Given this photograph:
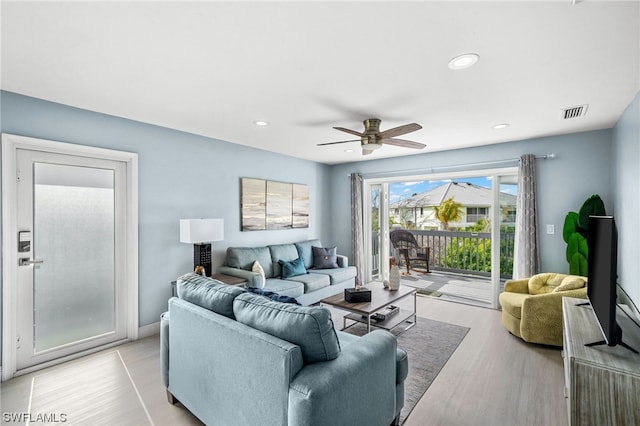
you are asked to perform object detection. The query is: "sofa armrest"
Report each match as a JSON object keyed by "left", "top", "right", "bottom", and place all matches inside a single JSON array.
[
  {"left": 288, "top": 330, "right": 399, "bottom": 426},
  {"left": 520, "top": 287, "right": 588, "bottom": 345},
  {"left": 503, "top": 278, "right": 529, "bottom": 294},
  {"left": 217, "top": 266, "right": 261, "bottom": 287},
  {"left": 336, "top": 255, "right": 348, "bottom": 268},
  {"left": 160, "top": 310, "right": 170, "bottom": 387},
  {"left": 396, "top": 348, "right": 408, "bottom": 385}
]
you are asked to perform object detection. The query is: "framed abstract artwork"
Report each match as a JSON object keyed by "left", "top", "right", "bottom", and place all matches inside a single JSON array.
[
  {"left": 292, "top": 183, "right": 309, "bottom": 228},
  {"left": 241, "top": 178, "right": 309, "bottom": 231},
  {"left": 241, "top": 178, "right": 267, "bottom": 231}
]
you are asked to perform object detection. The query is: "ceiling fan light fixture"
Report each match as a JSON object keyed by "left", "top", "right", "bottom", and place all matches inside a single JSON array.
[{"left": 448, "top": 53, "right": 480, "bottom": 70}]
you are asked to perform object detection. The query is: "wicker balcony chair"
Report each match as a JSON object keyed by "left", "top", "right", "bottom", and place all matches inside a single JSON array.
[{"left": 390, "top": 229, "right": 430, "bottom": 274}]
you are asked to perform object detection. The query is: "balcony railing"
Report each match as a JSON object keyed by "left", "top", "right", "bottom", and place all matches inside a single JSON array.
[{"left": 372, "top": 229, "right": 515, "bottom": 279}]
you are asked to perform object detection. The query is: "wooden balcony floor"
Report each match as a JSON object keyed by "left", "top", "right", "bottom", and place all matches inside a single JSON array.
[{"left": 399, "top": 270, "right": 503, "bottom": 308}]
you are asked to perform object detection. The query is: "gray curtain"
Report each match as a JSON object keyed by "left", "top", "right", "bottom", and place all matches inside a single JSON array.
[
  {"left": 351, "top": 173, "right": 365, "bottom": 287},
  {"left": 513, "top": 154, "right": 540, "bottom": 279}
]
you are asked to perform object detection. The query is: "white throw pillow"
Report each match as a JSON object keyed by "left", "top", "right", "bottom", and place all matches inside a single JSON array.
[{"left": 252, "top": 260, "right": 266, "bottom": 289}]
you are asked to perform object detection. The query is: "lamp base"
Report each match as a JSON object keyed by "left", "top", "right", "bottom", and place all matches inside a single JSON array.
[{"left": 193, "top": 243, "right": 212, "bottom": 277}]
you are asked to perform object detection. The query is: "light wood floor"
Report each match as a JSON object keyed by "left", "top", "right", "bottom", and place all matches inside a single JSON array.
[
  {"left": 405, "top": 296, "right": 568, "bottom": 426},
  {"left": 0, "top": 296, "right": 568, "bottom": 426}
]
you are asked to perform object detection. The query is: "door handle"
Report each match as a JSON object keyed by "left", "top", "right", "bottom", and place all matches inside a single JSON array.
[{"left": 19, "top": 258, "right": 44, "bottom": 266}]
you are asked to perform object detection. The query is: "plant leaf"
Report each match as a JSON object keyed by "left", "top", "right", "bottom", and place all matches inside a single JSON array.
[
  {"left": 578, "top": 194, "right": 606, "bottom": 231},
  {"left": 563, "top": 212, "right": 579, "bottom": 243}
]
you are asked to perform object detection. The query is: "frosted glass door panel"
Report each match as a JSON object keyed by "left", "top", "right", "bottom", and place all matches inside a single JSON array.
[{"left": 33, "top": 163, "right": 115, "bottom": 353}]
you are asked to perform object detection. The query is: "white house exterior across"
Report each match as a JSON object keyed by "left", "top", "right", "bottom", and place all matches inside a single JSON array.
[{"left": 390, "top": 181, "right": 517, "bottom": 230}]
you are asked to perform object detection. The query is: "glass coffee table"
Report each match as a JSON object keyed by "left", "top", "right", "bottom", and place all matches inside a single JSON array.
[{"left": 321, "top": 283, "right": 417, "bottom": 334}]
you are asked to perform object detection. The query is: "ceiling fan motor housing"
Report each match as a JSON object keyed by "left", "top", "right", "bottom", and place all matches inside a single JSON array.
[{"left": 363, "top": 118, "right": 382, "bottom": 134}]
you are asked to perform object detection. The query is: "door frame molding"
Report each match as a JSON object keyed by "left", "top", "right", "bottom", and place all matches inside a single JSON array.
[{"left": 2, "top": 133, "right": 139, "bottom": 380}]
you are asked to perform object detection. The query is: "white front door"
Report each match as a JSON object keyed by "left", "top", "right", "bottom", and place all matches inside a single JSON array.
[
  {"left": 14, "top": 148, "right": 128, "bottom": 370},
  {"left": 2, "top": 134, "right": 138, "bottom": 378}
]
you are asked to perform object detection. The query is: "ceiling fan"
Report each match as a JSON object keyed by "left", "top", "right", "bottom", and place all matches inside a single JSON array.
[{"left": 317, "top": 118, "right": 425, "bottom": 155}]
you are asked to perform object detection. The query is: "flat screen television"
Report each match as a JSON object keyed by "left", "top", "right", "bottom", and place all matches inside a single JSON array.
[{"left": 585, "top": 215, "right": 637, "bottom": 353}]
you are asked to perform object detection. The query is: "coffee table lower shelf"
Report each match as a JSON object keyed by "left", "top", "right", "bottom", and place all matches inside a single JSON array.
[{"left": 343, "top": 309, "right": 416, "bottom": 334}]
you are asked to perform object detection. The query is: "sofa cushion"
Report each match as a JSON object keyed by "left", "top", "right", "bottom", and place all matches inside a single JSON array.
[
  {"left": 176, "top": 273, "right": 246, "bottom": 319},
  {"left": 226, "top": 246, "right": 274, "bottom": 278},
  {"left": 308, "top": 266, "right": 357, "bottom": 285},
  {"left": 233, "top": 292, "right": 340, "bottom": 364},
  {"left": 312, "top": 246, "right": 339, "bottom": 269},
  {"left": 335, "top": 330, "right": 360, "bottom": 348},
  {"left": 286, "top": 273, "right": 330, "bottom": 293},
  {"left": 264, "top": 278, "right": 305, "bottom": 299},
  {"left": 528, "top": 273, "right": 567, "bottom": 295},
  {"left": 295, "top": 239, "right": 322, "bottom": 269},
  {"left": 553, "top": 275, "right": 587, "bottom": 293},
  {"left": 269, "top": 243, "right": 300, "bottom": 277},
  {"left": 279, "top": 257, "right": 307, "bottom": 279}
]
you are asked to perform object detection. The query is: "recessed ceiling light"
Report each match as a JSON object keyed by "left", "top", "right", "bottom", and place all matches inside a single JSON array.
[
  {"left": 345, "top": 149, "right": 354, "bottom": 153},
  {"left": 493, "top": 123, "right": 510, "bottom": 129},
  {"left": 253, "top": 120, "right": 269, "bottom": 126},
  {"left": 448, "top": 53, "right": 480, "bottom": 70}
]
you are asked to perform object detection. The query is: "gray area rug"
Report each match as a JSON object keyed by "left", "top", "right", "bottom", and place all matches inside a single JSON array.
[{"left": 344, "top": 317, "right": 469, "bottom": 424}]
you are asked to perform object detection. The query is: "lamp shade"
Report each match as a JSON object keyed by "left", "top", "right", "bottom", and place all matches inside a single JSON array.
[{"left": 180, "top": 218, "right": 224, "bottom": 243}]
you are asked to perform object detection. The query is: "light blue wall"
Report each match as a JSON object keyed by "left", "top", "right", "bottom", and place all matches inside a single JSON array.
[
  {"left": 0, "top": 91, "right": 333, "bottom": 337},
  {"left": 612, "top": 91, "right": 640, "bottom": 308},
  {"left": 1, "top": 89, "right": 638, "bottom": 365},
  {"left": 328, "top": 129, "right": 613, "bottom": 278}
]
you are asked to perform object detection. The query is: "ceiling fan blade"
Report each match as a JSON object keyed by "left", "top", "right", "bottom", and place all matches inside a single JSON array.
[
  {"left": 333, "top": 126, "right": 364, "bottom": 137},
  {"left": 382, "top": 138, "right": 426, "bottom": 149},
  {"left": 378, "top": 123, "right": 422, "bottom": 138},
  {"left": 317, "top": 139, "right": 360, "bottom": 146}
]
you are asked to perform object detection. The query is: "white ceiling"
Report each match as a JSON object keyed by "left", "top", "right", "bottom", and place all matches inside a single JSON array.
[{"left": 2, "top": 1, "right": 639, "bottom": 165}]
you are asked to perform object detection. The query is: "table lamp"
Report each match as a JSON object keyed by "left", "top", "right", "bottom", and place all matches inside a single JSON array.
[{"left": 180, "top": 218, "right": 224, "bottom": 277}]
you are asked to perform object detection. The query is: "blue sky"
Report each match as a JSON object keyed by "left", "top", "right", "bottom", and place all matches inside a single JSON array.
[{"left": 389, "top": 176, "right": 517, "bottom": 204}]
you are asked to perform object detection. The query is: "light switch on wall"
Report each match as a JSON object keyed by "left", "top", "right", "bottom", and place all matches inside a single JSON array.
[{"left": 547, "top": 224, "right": 555, "bottom": 235}]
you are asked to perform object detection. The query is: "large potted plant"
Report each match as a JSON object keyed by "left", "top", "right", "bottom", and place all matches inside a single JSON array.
[{"left": 562, "top": 194, "right": 606, "bottom": 276}]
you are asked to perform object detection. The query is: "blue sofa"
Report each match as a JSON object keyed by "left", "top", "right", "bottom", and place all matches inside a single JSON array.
[
  {"left": 218, "top": 239, "right": 357, "bottom": 306},
  {"left": 161, "top": 273, "right": 408, "bottom": 426}
]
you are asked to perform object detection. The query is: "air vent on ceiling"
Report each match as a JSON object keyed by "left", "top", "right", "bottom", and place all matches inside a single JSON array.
[{"left": 561, "top": 104, "right": 589, "bottom": 120}]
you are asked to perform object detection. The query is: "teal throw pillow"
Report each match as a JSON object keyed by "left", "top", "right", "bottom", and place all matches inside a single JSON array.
[{"left": 279, "top": 257, "right": 307, "bottom": 279}]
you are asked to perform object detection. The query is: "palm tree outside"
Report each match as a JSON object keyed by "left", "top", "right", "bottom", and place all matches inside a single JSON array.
[{"left": 434, "top": 197, "right": 463, "bottom": 230}]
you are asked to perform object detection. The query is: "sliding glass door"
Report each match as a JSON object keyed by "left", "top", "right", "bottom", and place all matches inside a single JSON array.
[
  {"left": 364, "top": 168, "right": 517, "bottom": 308},
  {"left": 370, "top": 184, "right": 382, "bottom": 280}
]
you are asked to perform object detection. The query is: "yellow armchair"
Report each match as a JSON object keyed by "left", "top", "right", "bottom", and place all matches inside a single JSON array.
[{"left": 499, "top": 273, "right": 588, "bottom": 347}]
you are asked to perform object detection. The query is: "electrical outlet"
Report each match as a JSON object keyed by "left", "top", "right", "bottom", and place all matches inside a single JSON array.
[{"left": 547, "top": 224, "right": 555, "bottom": 235}]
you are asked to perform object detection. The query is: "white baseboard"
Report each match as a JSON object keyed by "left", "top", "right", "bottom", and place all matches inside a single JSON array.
[{"left": 138, "top": 321, "right": 160, "bottom": 338}]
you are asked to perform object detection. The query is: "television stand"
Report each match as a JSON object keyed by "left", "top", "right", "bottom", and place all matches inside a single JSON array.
[
  {"left": 562, "top": 298, "right": 640, "bottom": 425},
  {"left": 575, "top": 302, "right": 639, "bottom": 353},
  {"left": 585, "top": 324, "right": 639, "bottom": 354}
]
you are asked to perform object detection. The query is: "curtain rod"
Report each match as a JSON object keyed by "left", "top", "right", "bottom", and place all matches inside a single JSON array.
[{"left": 350, "top": 153, "right": 556, "bottom": 179}]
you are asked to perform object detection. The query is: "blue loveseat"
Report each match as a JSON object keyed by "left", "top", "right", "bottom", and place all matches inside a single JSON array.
[
  {"left": 161, "top": 273, "right": 408, "bottom": 426},
  {"left": 218, "top": 239, "right": 357, "bottom": 306}
]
